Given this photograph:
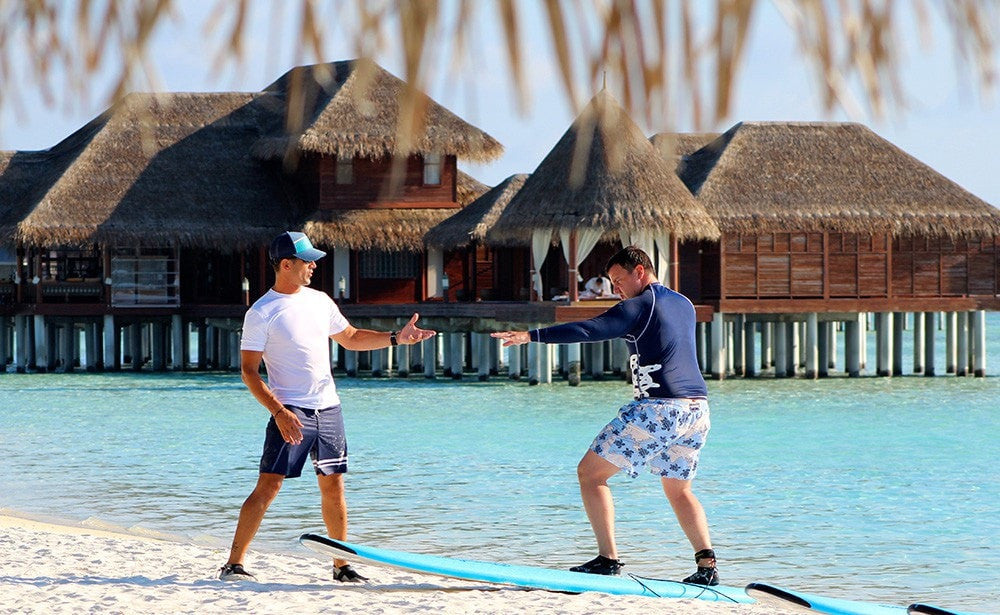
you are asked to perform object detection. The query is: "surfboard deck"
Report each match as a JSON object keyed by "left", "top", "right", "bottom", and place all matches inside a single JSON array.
[{"left": 299, "top": 533, "right": 754, "bottom": 603}]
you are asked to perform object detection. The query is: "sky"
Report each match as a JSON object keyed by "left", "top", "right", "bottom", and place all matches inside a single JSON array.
[{"left": 2, "top": 1, "right": 999, "bottom": 208}]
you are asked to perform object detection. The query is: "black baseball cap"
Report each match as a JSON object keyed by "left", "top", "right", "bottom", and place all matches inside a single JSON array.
[{"left": 269, "top": 231, "right": 327, "bottom": 262}]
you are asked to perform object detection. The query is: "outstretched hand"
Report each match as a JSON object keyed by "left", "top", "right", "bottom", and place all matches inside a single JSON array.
[
  {"left": 491, "top": 330, "right": 530, "bottom": 347},
  {"left": 398, "top": 313, "right": 436, "bottom": 345}
]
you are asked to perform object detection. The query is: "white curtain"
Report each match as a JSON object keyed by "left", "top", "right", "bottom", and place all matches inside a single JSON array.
[
  {"left": 531, "top": 228, "right": 551, "bottom": 300},
  {"left": 654, "top": 233, "right": 671, "bottom": 281},
  {"left": 559, "top": 227, "right": 604, "bottom": 281},
  {"left": 619, "top": 230, "right": 655, "bottom": 257}
]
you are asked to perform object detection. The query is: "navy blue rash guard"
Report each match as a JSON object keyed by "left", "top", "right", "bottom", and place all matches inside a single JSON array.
[{"left": 529, "top": 283, "right": 707, "bottom": 400}]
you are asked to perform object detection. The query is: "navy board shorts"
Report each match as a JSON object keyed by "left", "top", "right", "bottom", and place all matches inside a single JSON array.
[{"left": 259, "top": 405, "right": 348, "bottom": 478}]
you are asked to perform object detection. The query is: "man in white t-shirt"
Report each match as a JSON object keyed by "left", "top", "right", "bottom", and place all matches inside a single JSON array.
[{"left": 219, "top": 231, "right": 435, "bottom": 583}]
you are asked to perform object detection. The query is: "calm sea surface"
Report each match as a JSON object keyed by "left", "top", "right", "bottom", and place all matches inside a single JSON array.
[{"left": 1, "top": 314, "right": 998, "bottom": 610}]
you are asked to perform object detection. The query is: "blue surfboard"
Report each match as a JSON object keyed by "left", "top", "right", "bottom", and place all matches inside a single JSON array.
[
  {"left": 299, "top": 533, "right": 754, "bottom": 603},
  {"left": 746, "top": 582, "right": 907, "bottom": 614},
  {"left": 745, "top": 583, "right": 993, "bottom": 615},
  {"left": 906, "top": 603, "right": 995, "bottom": 615}
]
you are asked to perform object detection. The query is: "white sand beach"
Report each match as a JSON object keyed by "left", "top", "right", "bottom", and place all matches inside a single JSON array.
[{"left": 0, "top": 514, "right": 794, "bottom": 614}]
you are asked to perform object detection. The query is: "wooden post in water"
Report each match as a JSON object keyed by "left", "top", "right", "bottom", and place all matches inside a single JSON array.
[
  {"left": 527, "top": 341, "right": 539, "bottom": 385},
  {"left": 422, "top": 336, "right": 436, "bottom": 378},
  {"left": 923, "top": 312, "right": 936, "bottom": 377},
  {"left": 450, "top": 333, "right": 464, "bottom": 380},
  {"left": 732, "top": 316, "right": 745, "bottom": 377},
  {"left": 171, "top": 315, "right": 184, "bottom": 370},
  {"left": 589, "top": 342, "right": 605, "bottom": 380},
  {"left": 397, "top": 342, "right": 410, "bottom": 378},
  {"left": 152, "top": 321, "right": 167, "bottom": 371},
  {"left": 845, "top": 316, "right": 861, "bottom": 377},
  {"left": 912, "top": 312, "right": 924, "bottom": 374},
  {"left": 33, "top": 315, "right": 48, "bottom": 372},
  {"left": 15, "top": 315, "right": 28, "bottom": 372},
  {"left": 507, "top": 343, "right": 521, "bottom": 380},
  {"left": 945, "top": 312, "right": 957, "bottom": 374},
  {"left": 828, "top": 322, "right": 837, "bottom": 370},
  {"left": 344, "top": 349, "right": 358, "bottom": 377},
  {"left": 566, "top": 343, "right": 581, "bottom": 386},
  {"left": 540, "top": 342, "right": 554, "bottom": 384},
  {"left": 876, "top": 312, "right": 893, "bottom": 377},
  {"left": 972, "top": 310, "right": 986, "bottom": 377},
  {"left": 744, "top": 320, "right": 757, "bottom": 378},
  {"left": 612, "top": 338, "right": 628, "bottom": 376},
  {"left": 784, "top": 322, "right": 797, "bottom": 377},
  {"left": 818, "top": 321, "right": 829, "bottom": 377},
  {"left": 892, "top": 312, "right": 904, "bottom": 376},
  {"left": 696, "top": 322, "right": 707, "bottom": 373},
  {"left": 774, "top": 321, "right": 788, "bottom": 378},
  {"left": 760, "top": 322, "right": 772, "bottom": 370},
  {"left": 477, "top": 333, "right": 490, "bottom": 381},
  {"left": 955, "top": 312, "right": 968, "bottom": 376},
  {"left": 805, "top": 313, "right": 819, "bottom": 379},
  {"left": 710, "top": 312, "right": 725, "bottom": 380}
]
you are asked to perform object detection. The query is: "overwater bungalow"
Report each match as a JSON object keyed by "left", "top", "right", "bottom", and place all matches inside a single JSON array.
[
  {"left": 0, "top": 60, "right": 500, "bottom": 372},
  {"left": 487, "top": 90, "right": 720, "bottom": 305},
  {"left": 673, "top": 121, "right": 1000, "bottom": 378}
]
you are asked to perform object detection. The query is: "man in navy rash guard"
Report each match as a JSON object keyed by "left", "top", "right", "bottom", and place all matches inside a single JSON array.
[{"left": 492, "top": 246, "right": 719, "bottom": 586}]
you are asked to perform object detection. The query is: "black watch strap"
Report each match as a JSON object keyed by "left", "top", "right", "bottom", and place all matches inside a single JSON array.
[{"left": 389, "top": 330, "right": 398, "bottom": 346}]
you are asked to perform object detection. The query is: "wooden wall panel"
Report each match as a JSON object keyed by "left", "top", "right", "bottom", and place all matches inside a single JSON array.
[
  {"left": 892, "top": 252, "right": 913, "bottom": 296},
  {"left": 758, "top": 254, "right": 790, "bottom": 296},
  {"left": 858, "top": 254, "right": 887, "bottom": 296},
  {"left": 319, "top": 155, "right": 458, "bottom": 209},
  {"left": 790, "top": 254, "right": 824, "bottom": 296},
  {"left": 726, "top": 253, "right": 757, "bottom": 297},
  {"left": 828, "top": 254, "right": 858, "bottom": 297},
  {"left": 941, "top": 254, "right": 968, "bottom": 295},
  {"left": 913, "top": 254, "right": 941, "bottom": 295},
  {"left": 969, "top": 254, "right": 997, "bottom": 295}
]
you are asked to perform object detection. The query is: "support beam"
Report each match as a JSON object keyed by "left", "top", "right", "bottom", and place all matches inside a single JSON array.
[
  {"left": 743, "top": 320, "right": 757, "bottom": 378},
  {"left": 805, "top": 313, "right": 819, "bottom": 379},
  {"left": 892, "top": 312, "right": 904, "bottom": 376},
  {"left": 817, "top": 321, "right": 829, "bottom": 378},
  {"left": 566, "top": 343, "right": 581, "bottom": 386},
  {"left": 956, "top": 312, "right": 969, "bottom": 377},
  {"left": 945, "top": 312, "right": 957, "bottom": 374},
  {"left": 507, "top": 343, "right": 522, "bottom": 380},
  {"left": 423, "top": 336, "right": 437, "bottom": 379},
  {"left": 710, "top": 312, "right": 725, "bottom": 380},
  {"left": 845, "top": 316, "right": 862, "bottom": 377},
  {"left": 876, "top": 312, "right": 893, "bottom": 377},
  {"left": 923, "top": 312, "right": 936, "bottom": 377},
  {"left": 972, "top": 310, "right": 986, "bottom": 377},
  {"left": 774, "top": 321, "right": 788, "bottom": 379},
  {"left": 912, "top": 312, "right": 924, "bottom": 374}
]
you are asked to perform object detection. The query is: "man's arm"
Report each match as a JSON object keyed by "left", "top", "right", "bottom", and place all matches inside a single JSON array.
[
  {"left": 493, "top": 302, "right": 636, "bottom": 347},
  {"left": 240, "top": 349, "right": 303, "bottom": 445},
  {"left": 331, "top": 312, "right": 435, "bottom": 351}
]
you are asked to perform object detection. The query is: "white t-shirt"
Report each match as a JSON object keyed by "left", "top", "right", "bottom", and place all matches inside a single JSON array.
[{"left": 241, "top": 287, "right": 349, "bottom": 408}]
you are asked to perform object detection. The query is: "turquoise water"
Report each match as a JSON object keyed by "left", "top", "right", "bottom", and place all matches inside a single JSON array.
[{"left": 1, "top": 317, "right": 999, "bottom": 610}]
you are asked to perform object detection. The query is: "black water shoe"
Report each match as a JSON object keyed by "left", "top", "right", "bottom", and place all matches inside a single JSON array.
[
  {"left": 570, "top": 555, "right": 624, "bottom": 576},
  {"left": 333, "top": 564, "right": 368, "bottom": 582},
  {"left": 218, "top": 563, "right": 258, "bottom": 582},
  {"left": 682, "top": 566, "right": 719, "bottom": 586}
]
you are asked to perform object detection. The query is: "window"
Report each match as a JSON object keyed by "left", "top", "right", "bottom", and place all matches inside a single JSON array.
[
  {"left": 423, "top": 152, "right": 442, "bottom": 185},
  {"left": 39, "top": 248, "right": 101, "bottom": 281},
  {"left": 359, "top": 250, "right": 420, "bottom": 278},
  {"left": 111, "top": 245, "right": 180, "bottom": 306},
  {"left": 336, "top": 156, "right": 353, "bottom": 184}
]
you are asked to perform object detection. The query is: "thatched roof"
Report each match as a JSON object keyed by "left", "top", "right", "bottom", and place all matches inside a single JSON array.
[
  {"left": 425, "top": 174, "right": 529, "bottom": 249},
  {"left": 456, "top": 170, "right": 489, "bottom": 206},
  {"left": 252, "top": 60, "right": 503, "bottom": 163},
  {"left": 650, "top": 132, "right": 720, "bottom": 166},
  {"left": 303, "top": 208, "right": 460, "bottom": 252},
  {"left": 9, "top": 92, "right": 297, "bottom": 248},
  {"left": 678, "top": 121, "right": 1000, "bottom": 238},
  {"left": 488, "top": 90, "right": 720, "bottom": 244},
  {"left": 301, "top": 171, "right": 488, "bottom": 252}
]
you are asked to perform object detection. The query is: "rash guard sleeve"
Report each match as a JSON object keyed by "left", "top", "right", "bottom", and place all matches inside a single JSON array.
[{"left": 529, "top": 299, "right": 647, "bottom": 344}]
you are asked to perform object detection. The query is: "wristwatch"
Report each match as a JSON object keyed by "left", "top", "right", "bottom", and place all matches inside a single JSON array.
[{"left": 389, "top": 330, "right": 398, "bottom": 346}]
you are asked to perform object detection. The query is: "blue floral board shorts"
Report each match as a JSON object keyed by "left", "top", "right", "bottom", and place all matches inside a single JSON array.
[
  {"left": 590, "top": 397, "right": 710, "bottom": 480},
  {"left": 260, "top": 405, "right": 347, "bottom": 478}
]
